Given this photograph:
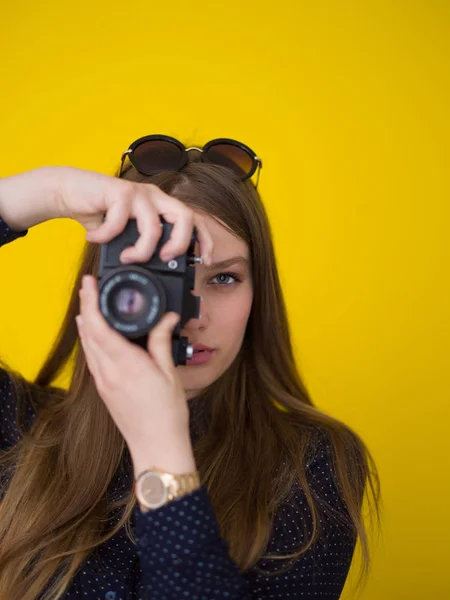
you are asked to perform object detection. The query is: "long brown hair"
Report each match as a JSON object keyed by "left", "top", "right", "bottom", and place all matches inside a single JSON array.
[{"left": 0, "top": 161, "right": 382, "bottom": 599}]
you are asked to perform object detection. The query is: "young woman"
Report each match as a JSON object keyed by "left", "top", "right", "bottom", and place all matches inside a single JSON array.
[{"left": 0, "top": 135, "right": 381, "bottom": 600}]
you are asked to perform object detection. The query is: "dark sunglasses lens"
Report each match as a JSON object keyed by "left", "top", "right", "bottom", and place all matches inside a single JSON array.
[
  {"left": 204, "top": 144, "right": 253, "bottom": 178},
  {"left": 132, "top": 140, "right": 184, "bottom": 175}
]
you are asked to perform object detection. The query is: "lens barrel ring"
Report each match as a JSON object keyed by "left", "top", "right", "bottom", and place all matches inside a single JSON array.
[{"left": 98, "top": 265, "right": 167, "bottom": 338}]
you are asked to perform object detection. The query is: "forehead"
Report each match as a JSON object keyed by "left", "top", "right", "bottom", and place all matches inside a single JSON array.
[{"left": 194, "top": 211, "right": 249, "bottom": 261}]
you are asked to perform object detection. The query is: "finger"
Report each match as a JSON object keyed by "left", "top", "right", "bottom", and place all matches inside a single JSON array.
[
  {"left": 192, "top": 214, "right": 214, "bottom": 267},
  {"left": 79, "top": 275, "right": 131, "bottom": 365},
  {"left": 75, "top": 313, "right": 102, "bottom": 381},
  {"left": 147, "top": 311, "right": 180, "bottom": 375},
  {"left": 155, "top": 200, "right": 213, "bottom": 266},
  {"left": 149, "top": 186, "right": 200, "bottom": 262},
  {"left": 121, "top": 191, "right": 162, "bottom": 263},
  {"left": 85, "top": 200, "right": 130, "bottom": 244},
  {"left": 158, "top": 207, "right": 195, "bottom": 262},
  {"left": 77, "top": 317, "right": 121, "bottom": 394}
]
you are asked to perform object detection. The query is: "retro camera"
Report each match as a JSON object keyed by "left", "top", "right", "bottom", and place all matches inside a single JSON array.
[{"left": 97, "top": 217, "right": 201, "bottom": 366}]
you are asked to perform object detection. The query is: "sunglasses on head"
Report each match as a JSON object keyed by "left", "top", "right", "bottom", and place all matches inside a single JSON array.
[{"left": 118, "top": 134, "right": 263, "bottom": 188}]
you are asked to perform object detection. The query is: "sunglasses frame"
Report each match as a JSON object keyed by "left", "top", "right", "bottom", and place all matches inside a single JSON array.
[{"left": 118, "top": 134, "right": 263, "bottom": 187}]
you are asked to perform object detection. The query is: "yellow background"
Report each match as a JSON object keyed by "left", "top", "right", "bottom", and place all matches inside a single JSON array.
[{"left": 0, "top": 1, "right": 449, "bottom": 598}]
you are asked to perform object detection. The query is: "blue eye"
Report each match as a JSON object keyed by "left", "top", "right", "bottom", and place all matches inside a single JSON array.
[{"left": 210, "top": 272, "right": 242, "bottom": 286}]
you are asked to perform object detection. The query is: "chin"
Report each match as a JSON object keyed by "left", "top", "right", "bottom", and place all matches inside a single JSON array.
[
  {"left": 178, "top": 363, "right": 219, "bottom": 394},
  {"left": 178, "top": 366, "right": 214, "bottom": 383}
]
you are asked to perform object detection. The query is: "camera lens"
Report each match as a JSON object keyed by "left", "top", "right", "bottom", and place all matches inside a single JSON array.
[
  {"left": 99, "top": 267, "right": 167, "bottom": 336},
  {"left": 113, "top": 287, "right": 147, "bottom": 320}
]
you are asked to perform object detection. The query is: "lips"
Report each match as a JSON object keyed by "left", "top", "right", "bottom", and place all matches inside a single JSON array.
[
  {"left": 185, "top": 344, "right": 216, "bottom": 366},
  {"left": 192, "top": 343, "right": 215, "bottom": 353}
]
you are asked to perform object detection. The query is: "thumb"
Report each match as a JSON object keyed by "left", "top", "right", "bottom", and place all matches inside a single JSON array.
[{"left": 147, "top": 312, "right": 181, "bottom": 373}]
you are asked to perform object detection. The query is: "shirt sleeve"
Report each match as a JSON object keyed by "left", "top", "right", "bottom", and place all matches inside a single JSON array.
[
  {"left": 0, "top": 368, "right": 21, "bottom": 453},
  {"left": 132, "top": 433, "right": 357, "bottom": 599},
  {"left": 0, "top": 217, "right": 33, "bottom": 454},
  {"left": 0, "top": 215, "right": 29, "bottom": 245}
]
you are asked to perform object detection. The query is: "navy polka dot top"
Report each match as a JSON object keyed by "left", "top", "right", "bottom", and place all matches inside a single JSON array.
[{"left": 0, "top": 216, "right": 356, "bottom": 599}]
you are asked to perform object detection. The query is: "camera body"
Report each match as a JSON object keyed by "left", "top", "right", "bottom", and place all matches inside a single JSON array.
[{"left": 97, "top": 217, "right": 201, "bottom": 366}]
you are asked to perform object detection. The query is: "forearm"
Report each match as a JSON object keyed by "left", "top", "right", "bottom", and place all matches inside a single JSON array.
[{"left": 0, "top": 166, "right": 63, "bottom": 231}]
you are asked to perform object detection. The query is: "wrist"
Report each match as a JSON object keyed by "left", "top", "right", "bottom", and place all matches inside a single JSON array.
[{"left": 130, "top": 431, "right": 197, "bottom": 480}]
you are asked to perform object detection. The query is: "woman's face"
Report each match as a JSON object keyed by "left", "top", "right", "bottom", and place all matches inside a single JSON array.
[{"left": 176, "top": 211, "right": 253, "bottom": 400}]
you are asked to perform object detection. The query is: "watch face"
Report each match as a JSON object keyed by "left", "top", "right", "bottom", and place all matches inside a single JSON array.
[{"left": 139, "top": 472, "right": 168, "bottom": 508}]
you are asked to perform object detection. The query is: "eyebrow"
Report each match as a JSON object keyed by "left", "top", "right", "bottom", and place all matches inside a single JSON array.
[{"left": 204, "top": 256, "right": 249, "bottom": 271}]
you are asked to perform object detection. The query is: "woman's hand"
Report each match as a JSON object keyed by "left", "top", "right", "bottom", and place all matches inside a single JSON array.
[
  {"left": 77, "top": 273, "right": 197, "bottom": 477},
  {"left": 0, "top": 166, "right": 213, "bottom": 265},
  {"left": 53, "top": 166, "right": 213, "bottom": 264}
]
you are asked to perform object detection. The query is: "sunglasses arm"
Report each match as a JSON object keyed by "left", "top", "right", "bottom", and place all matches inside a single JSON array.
[
  {"left": 117, "top": 150, "right": 132, "bottom": 178},
  {"left": 255, "top": 160, "right": 262, "bottom": 189}
]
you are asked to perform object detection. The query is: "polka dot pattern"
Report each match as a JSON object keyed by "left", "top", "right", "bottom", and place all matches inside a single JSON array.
[
  {"left": 0, "top": 216, "right": 357, "bottom": 598},
  {"left": 0, "top": 216, "right": 28, "bottom": 242}
]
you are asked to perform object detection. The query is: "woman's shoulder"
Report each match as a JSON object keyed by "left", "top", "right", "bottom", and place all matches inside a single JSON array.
[
  {"left": 301, "top": 427, "right": 336, "bottom": 487},
  {"left": 302, "top": 424, "right": 366, "bottom": 524},
  {"left": 306, "top": 423, "right": 365, "bottom": 466},
  {"left": 264, "top": 425, "right": 358, "bottom": 571}
]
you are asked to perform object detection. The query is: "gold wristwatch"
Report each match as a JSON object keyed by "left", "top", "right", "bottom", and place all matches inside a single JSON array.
[{"left": 134, "top": 467, "right": 201, "bottom": 511}]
